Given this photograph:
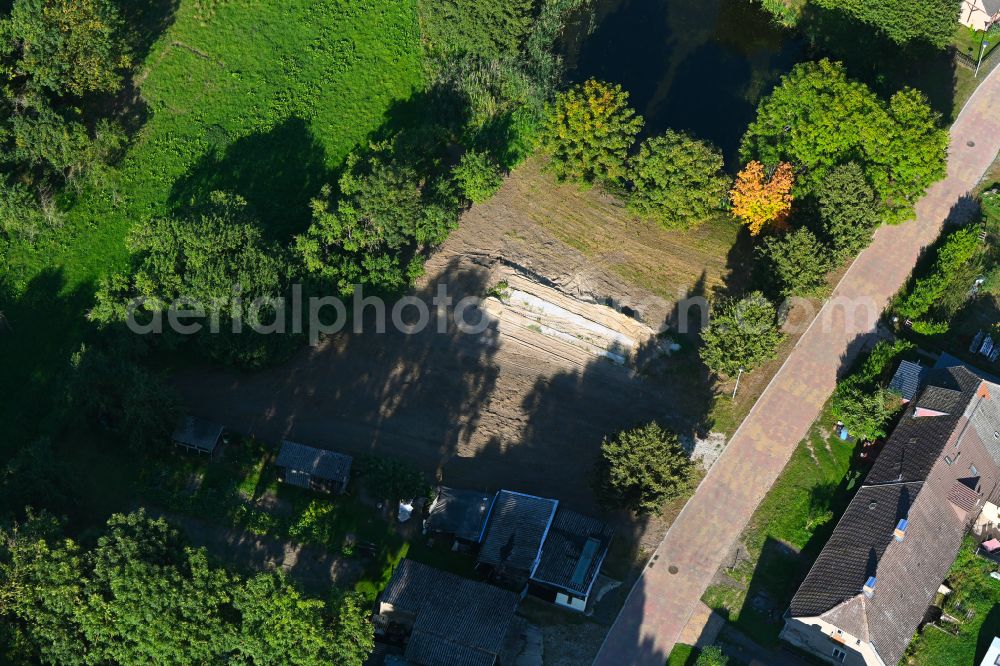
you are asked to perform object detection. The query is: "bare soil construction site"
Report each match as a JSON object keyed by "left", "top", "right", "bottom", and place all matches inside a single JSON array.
[{"left": 174, "top": 158, "right": 740, "bottom": 546}]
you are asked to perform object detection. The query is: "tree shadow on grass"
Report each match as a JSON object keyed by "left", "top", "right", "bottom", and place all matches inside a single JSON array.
[
  {"left": 168, "top": 116, "right": 330, "bottom": 243},
  {"left": 121, "top": 0, "right": 181, "bottom": 66},
  {"left": 976, "top": 605, "right": 1000, "bottom": 664}
]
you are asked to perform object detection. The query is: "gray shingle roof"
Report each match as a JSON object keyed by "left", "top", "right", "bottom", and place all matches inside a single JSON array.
[
  {"left": 172, "top": 416, "right": 223, "bottom": 453},
  {"left": 380, "top": 559, "right": 519, "bottom": 666},
  {"left": 934, "top": 352, "right": 1000, "bottom": 383},
  {"left": 888, "top": 360, "right": 926, "bottom": 402},
  {"left": 865, "top": 368, "right": 981, "bottom": 485},
  {"left": 425, "top": 487, "right": 495, "bottom": 542},
  {"left": 531, "top": 509, "right": 614, "bottom": 597},
  {"left": 477, "top": 490, "right": 558, "bottom": 576},
  {"left": 790, "top": 482, "right": 921, "bottom": 618},
  {"left": 275, "top": 440, "right": 352, "bottom": 485},
  {"left": 985, "top": 0, "right": 1000, "bottom": 18},
  {"left": 790, "top": 367, "right": 1000, "bottom": 666}
]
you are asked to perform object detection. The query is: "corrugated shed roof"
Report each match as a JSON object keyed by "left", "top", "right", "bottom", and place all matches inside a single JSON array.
[
  {"left": 477, "top": 490, "right": 558, "bottom": 575},
  {"left": 531, "top": 509, "right": 614, "bottom": 597},
  {"left": 275, "top": 440, "right": 352, "bottom": 485},
  {"left": 380, "top": 560, "right": 518, "bottom": 666},
  {"left": 172, "top": 416, "right": 223, "bottom": 453},
  {"left": 425, "top": 487, "right": 494, "bottom": 542},
  {"left": 404, "top": 631, "right": 496, "bottom": 666}
]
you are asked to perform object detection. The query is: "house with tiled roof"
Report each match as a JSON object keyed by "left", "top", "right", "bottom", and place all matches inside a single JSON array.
[
  {"left": 476, "top": 490, "right": 615, "bottom": 611},
  {"left": 375, "top": 559, "right": 522, "bottom": 666},
  {"left": 781, "top": 366, "right": 1000, "bottom": 666}
]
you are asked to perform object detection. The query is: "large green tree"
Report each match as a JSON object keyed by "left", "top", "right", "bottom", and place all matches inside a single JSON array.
[
  {"left": 830, "top": 340, "right": 910, "bottom": 440},
  {"left": 598, "top": 422, "right": 694, "bottom": 516},
  {"left": 1, "top": 0, "right": 132, "bottom": 98},
  {"left": 0, "top": 510, "right": 375, "bottom": 665},
  {"left": 700, "top": 292, "right": 784, "bottom": 376},
  {"left": 296, "top": 146, "right": 459, "bottom": 297},
  {"left": 0, "top": 0, "right": 130, "bottom": 185},
  {"left": 741, "top": 59, "right": 947, "bottom": 224},
  {"left": 626, "top": 131, "right": 730, "bottom": 229},
  {"left": 92, "top": 192, "right": 292, "bottom": 366},
  {"left": 815, "top": 162, "right": 881, "bottom": 257},
  {"left": 758, "top": 227, "right": 830, "bottom": 297},
  {"left": 66, "top": 343, "right": 180, "bottom": 453},
  {"left": 539, "top": 79, "right": 643, "bottom": 185}
]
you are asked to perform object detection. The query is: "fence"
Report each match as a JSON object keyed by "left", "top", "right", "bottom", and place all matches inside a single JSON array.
[{"left": 955, "top": 43, "right": 1000, "bottom": 74}]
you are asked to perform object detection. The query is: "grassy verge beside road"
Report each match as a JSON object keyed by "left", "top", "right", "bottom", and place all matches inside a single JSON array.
[{"left": 701, "top": 406, "right": 859, "bottom": 645}]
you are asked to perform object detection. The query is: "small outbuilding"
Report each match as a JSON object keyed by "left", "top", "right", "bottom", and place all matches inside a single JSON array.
[
  {"left": 424, "top": 486, "right": 495, "bottom": 545},
  {"left": 477, "top": 490, "right": 558, "bottom": 589},
  {"left": 275, "top": 440, "right": 353, "bottom": 494},
  {"left": 172, "top": 416, "right": 224, "bottom": 455},
  {"left": 529, "top": 509, "right": 615, "bottom": 612},
  {"left": 888, "top": 360, "right": 927, "bottom": 404}
]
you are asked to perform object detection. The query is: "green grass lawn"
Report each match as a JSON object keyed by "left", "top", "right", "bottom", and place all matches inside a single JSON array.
[
  {"left": 701, "top": 407, "right": 860, "bottom": 645},
  {"left": 0, "top": 0, "right": 424, "bottom": 452},
  {"left": 666, "top": 643, "right": 697, "bottom": 666},
  {"left": 906, "top": 538, "right": 1000, "bottom": 664}
]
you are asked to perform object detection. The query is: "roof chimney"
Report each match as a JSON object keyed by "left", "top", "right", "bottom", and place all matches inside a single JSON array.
[
  {"left": 863, "top": 576, "right": 877, "bottom": 597},
  {"left": 894, "top": 518, "right": 908, "bottom": 541}
]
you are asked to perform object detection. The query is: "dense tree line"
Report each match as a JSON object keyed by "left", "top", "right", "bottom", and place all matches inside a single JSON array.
[
  {"left": 894, "top": 226, "right": 983, "bottom": 335},
  {"left": 0, "top": 510, "right": 373, "bottom": 665},
  {"left": 539, "top": 79, "right": 732, "bottom": 230},
  {"left": 758, "top": 0, "right": 960, "bottom": 48},
  {"left": 0, "top": 0, "right": 132, "bottom": 246},
  {"left": 810, "top": 0, "right": 960, "bottom": 48},
  {"left": 742, "top": 59, "right": 947, "bottom": 226}
]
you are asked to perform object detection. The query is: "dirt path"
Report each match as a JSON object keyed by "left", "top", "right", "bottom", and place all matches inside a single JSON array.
[{"left": 594, "top": 65, "right": 1000, "bottom": 666}]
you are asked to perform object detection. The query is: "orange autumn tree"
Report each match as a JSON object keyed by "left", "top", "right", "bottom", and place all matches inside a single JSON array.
[{"left": 730, "top": 161, "right": 794, "bottom": 234}]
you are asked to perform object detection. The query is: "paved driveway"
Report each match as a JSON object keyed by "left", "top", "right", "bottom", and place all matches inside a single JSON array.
[{"left": 594, "top": 67, "right": 1000, "bottom": 665}]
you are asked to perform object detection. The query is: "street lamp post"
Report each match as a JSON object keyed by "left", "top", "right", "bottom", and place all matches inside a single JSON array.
[
  {"left": 732, "top": 367, "right": 744, "bottom": 400},
  {"left": 976, "top": 38, "right": 991, "bottom": 78}
]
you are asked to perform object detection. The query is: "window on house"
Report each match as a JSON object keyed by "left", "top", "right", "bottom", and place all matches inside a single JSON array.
[
  {"left": 945, "top": 456, "right": 954, "bottom": 465},
  {"left": 971, "top": 464, "right": 979, "bottom": 477},
  {"left": 832, "top": 647, "right": 847, "bottom": 662}
]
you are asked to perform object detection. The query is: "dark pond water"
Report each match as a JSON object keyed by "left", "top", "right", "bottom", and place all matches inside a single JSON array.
[{"left": 563, "top": 0, "right": 805, "bottom": 169}]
